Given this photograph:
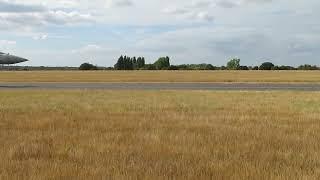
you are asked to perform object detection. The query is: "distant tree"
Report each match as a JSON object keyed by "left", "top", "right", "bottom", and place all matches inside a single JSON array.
[
  {"left": 114, "top": 55, "right": 125, "bottom": 70},
  {"left": 115, "top": 55, "right": 146, "bottom": 70},
  {"left": 132, "top": 57, "right": 137, "bottom": 64},
  {"left": 154, "top": 56, "right": 171, "bottom": 70},
  {"left": 189, "top": 64, "right": 216, "bottom": 70},
  {"left": 259, "top": 62, "right": 275, "bottom": 70},
  {"left": 167, "top": 64, "right": 216, "bottom": 70},
  {"left": 177, "top": 64, "right": 188, "bottom": 70},
  {"left": 79, "top": 63, "right": 98, "bottom": 70},
  {"left": 137, "top": 57, "right": 141, "bottom": 63},
  {"left": 238, "top": 66, "right": 249, "bottom": 70},
  {"left": 169, "top": 65, "right": 179, "bottom": 70},
  {"left": 220, "top": 66, "right": 227, "bottom": 70},
  {"left": 274, "top": 66, "right": 296, "bottom": 70},
  {"left": 132, "top": 57, "right": 137, "bottom": 69},
  {"left": 137, "top": 57, "right": 146, "bottom": 69},
  {"left": 123, "top": 56, "right": 128, "bottom": 70},
  {"left": 165, "top": 56, "right": 170, "bottom": 65},
  {"left": 204, "top": 64, "right": 216, "bottom": 70},
  {"left": 142, "top": 57, "right": 145, "bottom": 64},
  {"left": 120, "top": 56, "right": 132, "bottom": 70},
  {"left": 128, "top": 57, "right": 134, "bottom": 70},
  {"left": 298, "top": 64, "right": 319, "bottom": 70},
  {"left": 143, "top": 64, "right": 156, "bottom": 70},
  {"left": 227, "top": 58, "right": 241, "bottom": 70}
]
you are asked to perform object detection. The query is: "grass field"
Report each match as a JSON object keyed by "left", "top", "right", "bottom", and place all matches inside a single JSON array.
[
  {"left": 1, "top": 90, "right": 320, "bottom": 179},
  {"left": 0, "top": 70, "right": 319, "bottom": 83}
]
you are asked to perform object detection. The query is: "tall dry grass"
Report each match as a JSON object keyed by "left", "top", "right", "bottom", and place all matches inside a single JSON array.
[
  {"left": 1, "top": 90, "right": 320, "bottom": 179},
  {"left": 0, "top": 70, "right": 319, "bottom": 83}
]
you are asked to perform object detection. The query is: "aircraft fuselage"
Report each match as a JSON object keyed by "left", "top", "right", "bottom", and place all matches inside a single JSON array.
[{"left": 0, "top": 52, "right": 28, "bottom": 64}]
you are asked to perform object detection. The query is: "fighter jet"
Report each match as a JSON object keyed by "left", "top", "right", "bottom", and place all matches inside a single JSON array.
[{"left": 0, "top": 52, "right": 28, "bottom": 65}]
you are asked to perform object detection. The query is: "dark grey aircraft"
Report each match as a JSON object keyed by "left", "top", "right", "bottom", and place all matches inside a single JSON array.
[{"left": 0, "top": 52, "right": 28, "bottom": 64}]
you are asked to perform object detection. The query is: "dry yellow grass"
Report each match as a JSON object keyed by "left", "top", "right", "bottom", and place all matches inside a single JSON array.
[
  {"left": 1, "top": 90, "right": 320, "bottom": 179},
  {"left": 0, "top": 70, "right": 319, "bottom": 83}
]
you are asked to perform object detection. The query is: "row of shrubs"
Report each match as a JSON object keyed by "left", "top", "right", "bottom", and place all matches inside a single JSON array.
[{"left": 79, "top": 56, "right": 320, "bottom": 71}]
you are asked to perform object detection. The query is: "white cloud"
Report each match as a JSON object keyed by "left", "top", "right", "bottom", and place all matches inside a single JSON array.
[
  {"left": 162, "top": 7, "right": 188, "bottom": 15},
  {"left": 0, "top": 10, "right": 95, "bottom": 31},
  {"left": 72, "top": 44, "right": 106, "bottom": 54},
  {"left": 162, "top": 2, "right": 215, "bottom": 22},
  {"left": 0, "top": 1, "right": 96, "bottom": 31},
  {"left": 0, "top": 40, "right": 16, "bottom": 45},
  {"left": 0, "top": 40, "right": 17, "bottom": 51},
  {"left": 106, "top": 0, "right": 134, "bottom": 8},
  {"left": 215, "top": 0, "right": 240, "bottom": 8},
  {"left": 196, "top": 11, "right": 214, "bottom": 21},
  {"left": 33, "top": 34, "right": 48, "bottom": 40},
  {"left": 0, "top": 1, "right": 46, "bottom": 13},
  {"left": 72, "top": 44, "right": 119, "bottom": 57},
  {"left": 189, "top": 1, "right": 214, "bottom": 8}
]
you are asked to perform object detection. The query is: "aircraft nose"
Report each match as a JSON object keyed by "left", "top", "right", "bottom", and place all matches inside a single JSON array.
[
  {"left": 17, "top": 57, "right": 28, "bottom": 63},
  {"left": 21, "top": 58, "right": 28, "bottom": 62}
]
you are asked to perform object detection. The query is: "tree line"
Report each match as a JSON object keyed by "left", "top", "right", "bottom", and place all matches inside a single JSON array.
[
  {"left": 79, "top": 56, "right": 320, "bottom": 71},
  {"left": 225, "top": 58, "right": 320, "bottom": 70},
  {"left": 114, "top": 56, "right": 146, "bottom": 70},
  {"left": 114, "top": 56, "right": 171, "bottom": 70}
]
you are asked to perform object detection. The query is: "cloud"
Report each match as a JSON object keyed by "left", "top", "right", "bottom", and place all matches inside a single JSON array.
[
  {"left": 215, "top": 1, "right": 240, "bottom": 8},
  {"left": 106, "top": 0, "right": 134, "bottom": 8},
  {"left": 242, "top": 0, "right": 273, "bottom": 4},
  {"left": 33, "top": 34, "right": 48, "bottom": 40},
  {"left": 0, "top": 40, "right": 17, "bottom": 51},
  {"left": 0, "top": 1, "right": 46, "bottom": 13},
  {"left": 72, "top": 44, "right": 118, "bottom": 54},
  {"left": 72, "top": 44, "right": 105, "bottom": 54},
  {"left": 162, "top": 7, "right": 188, "bottom": 15},
  {"left": 161, "top": 0, "right": 272, "bottom": 22},
  {"left": 196, "top": 12, "right": 214, "bottom": 21},
  {"left": 214, "top": 0, "right": 273, "bottom": 8},
  {"left": 0, "top": 1, "right": 96, "bottom": 32},
  {"left": 189, "top": 1, "right": 214, "bottom": 8},
  {"left": 0, "top": 40, "right": 16, "bottom": 45},
  {"left": 0, "top": 10, "right": 95, "bottom": 30},
  {"left": 162, "top": 3, "right": 215, "bottom": 22}
]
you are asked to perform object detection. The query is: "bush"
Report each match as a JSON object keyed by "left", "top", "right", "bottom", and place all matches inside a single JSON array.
[
  {"left": 272, "top": 66, "right": 296, "bottom": 70},
  {"left": 238, "top": 66, "right": 249, "bottom": 70},
  {"left": 259, "top": 62, "right": 275, "bottom": 70},
  {"left": 79, "top": 63, "right": 98, "bottom": 70},
  {"left": 154, "top": 56, "right": 170, "bottom": 70},
  {"left": 142, "top": 64, "right": 156, "bottom": 70}
]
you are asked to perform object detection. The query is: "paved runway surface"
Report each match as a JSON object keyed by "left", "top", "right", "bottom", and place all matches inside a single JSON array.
[{"left": 0, "top": 83, "right": 320, "bottom": 91}]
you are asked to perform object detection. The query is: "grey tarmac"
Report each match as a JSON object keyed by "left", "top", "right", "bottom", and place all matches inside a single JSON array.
[{"left": 0, "top": 83, "right": 320, "bottom": 91}]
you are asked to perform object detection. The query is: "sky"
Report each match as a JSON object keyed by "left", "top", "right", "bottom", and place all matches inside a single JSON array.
[{"left": 0, "top": 0, "right": 319, "bottom": 67}]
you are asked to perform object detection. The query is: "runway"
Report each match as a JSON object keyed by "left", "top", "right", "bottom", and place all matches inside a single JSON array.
[{"left": 0, "top": 83, "right": 320, "bottom": 91}]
